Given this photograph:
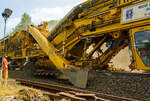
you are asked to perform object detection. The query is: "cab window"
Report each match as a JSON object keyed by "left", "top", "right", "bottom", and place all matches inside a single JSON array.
[{"left": 135, "top": 30, "right": 150, "bottom": 66}]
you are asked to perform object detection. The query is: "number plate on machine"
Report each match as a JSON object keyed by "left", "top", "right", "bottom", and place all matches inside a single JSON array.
[{"left": 122, "top": 1, "right": 150, "bottom": 23}]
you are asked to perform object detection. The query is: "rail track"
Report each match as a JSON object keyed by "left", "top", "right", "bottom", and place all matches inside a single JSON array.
[
  {"left": 9, "top": 70, "right": 150, "bottom": 100},
  {"left": 16, "top": 78, "right": 135, "bottom": 101}
]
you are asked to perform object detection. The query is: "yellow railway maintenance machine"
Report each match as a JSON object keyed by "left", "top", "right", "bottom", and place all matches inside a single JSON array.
[{"left": 2, "top": 0, "right": 150, "bottom": 88}]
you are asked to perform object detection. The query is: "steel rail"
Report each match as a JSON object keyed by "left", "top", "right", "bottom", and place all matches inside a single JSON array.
[{"left": 16, "top": 78, "right": 135, "bottom": 101}]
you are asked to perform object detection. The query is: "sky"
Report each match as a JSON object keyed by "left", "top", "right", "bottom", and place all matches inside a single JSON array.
[{"left": 0, "top": 0, "right": 87, "bottom": 39}]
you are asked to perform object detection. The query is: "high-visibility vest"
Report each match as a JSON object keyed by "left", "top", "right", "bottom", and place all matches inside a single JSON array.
[
  {"left": 3, "top": 57, "right": 8, "bottom": 79},
  {"left": 3, "top": 57, "right": 8, "bottom": 69}
]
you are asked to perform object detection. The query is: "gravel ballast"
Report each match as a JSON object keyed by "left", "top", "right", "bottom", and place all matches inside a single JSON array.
[{"left": 9, "top": 70, "right": 150, "bottom": 101}]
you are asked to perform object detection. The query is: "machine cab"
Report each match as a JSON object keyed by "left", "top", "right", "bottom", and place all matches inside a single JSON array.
[{"left": 131, "top": 25, "right": 150, "bottom": 70}]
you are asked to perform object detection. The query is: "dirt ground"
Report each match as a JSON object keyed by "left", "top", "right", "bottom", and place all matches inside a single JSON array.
[
  {"left": 0, "top": 79, "right": 51, "bottom": 101},
  {"left": 0, "top": 79, "right": 20, "bottom": 96},
  {"left": 0, "top": 79, "right": 75, "bottom": 101}
]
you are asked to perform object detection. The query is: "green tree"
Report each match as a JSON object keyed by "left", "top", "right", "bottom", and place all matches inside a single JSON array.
[
  {"left": 47, "top": 20, "right": 58, "bottom": 29},
  {"left": 11, "top": 13, "right": 31, "bottom": 35}
]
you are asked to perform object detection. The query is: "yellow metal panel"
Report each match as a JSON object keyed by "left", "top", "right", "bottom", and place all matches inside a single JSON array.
[
  {"left": 117, "top": 0, "right": 137, "bottom": 6},
  {"left": 81, "top": 18, "right": 150, "bottom": 37},
  {"left": 28, "top": 26, "right": 69, "bottom": 69}
]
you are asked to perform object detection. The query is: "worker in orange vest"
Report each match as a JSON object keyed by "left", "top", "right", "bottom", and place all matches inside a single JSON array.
[{"left": 3, "top": 56, "right": 8, "bottom": 87}]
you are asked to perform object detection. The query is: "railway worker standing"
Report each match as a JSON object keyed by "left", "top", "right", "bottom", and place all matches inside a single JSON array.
[{"left": 2, "top": 56, "right": 9, "bottom": 87}]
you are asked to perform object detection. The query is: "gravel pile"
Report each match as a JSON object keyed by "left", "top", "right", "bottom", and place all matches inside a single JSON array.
[{"left": 88, "top": 71, "right": 150, "bottom": 101}]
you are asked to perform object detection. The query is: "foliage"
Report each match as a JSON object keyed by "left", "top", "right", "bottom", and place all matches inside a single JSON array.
[
  {"left": 47, "top": 20, "right": 58, "bottom": 29},
  {"left": 11, "top": 13, "right": 31, "bottom": 36},
  {"left": 9, "top": 14, "right": 58, "bottom": 36}
]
